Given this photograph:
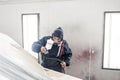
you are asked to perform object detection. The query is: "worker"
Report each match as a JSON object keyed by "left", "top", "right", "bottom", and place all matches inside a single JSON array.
[{"left": 32, "top": 27, "right": 72, "bottom": 73}]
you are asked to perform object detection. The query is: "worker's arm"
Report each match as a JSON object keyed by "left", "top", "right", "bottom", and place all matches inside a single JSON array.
[
  {"left": 63, "top": 41, "right": 72, "bottom": 66},
  {"left": 32, "top": 36, "right": 47, "bottom": 53}
]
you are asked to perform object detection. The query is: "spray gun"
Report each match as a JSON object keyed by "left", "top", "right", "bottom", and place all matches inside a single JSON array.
[{"left": 44, "top": 38, "right": 54, "bottom": 54}]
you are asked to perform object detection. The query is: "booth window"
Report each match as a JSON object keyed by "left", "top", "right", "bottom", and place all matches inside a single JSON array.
[
  {"left": 103, "top": 11, "right": 120, "bottom": 70},
  {"left": 22, "top": 13, "right": 39, "bottom": 58}
]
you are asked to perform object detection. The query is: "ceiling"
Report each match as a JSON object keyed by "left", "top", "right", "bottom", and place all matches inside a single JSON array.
[{"left": 0, "top": 0, "right": 71, "bottom": 5}]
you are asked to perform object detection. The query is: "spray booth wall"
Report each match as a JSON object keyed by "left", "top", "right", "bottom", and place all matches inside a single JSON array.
[{"left": 0, "top": 0, "right": 120, "bottom": 80}]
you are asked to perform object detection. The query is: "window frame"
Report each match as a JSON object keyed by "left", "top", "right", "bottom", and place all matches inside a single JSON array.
[
  {"left": 21, "top": 13, "right": 40, "bottom": 58},
  {"left": 102, "top": 11, "right": 120, "bottom": 71}
]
